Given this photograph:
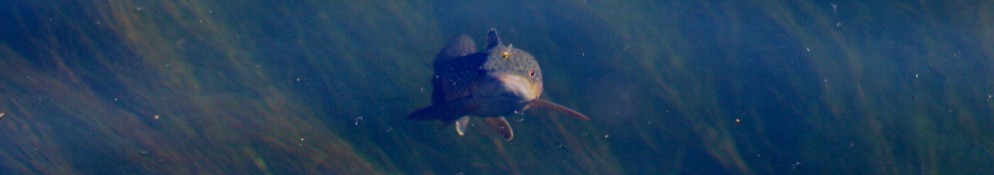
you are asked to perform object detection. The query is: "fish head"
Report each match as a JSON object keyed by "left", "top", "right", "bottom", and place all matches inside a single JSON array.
[{"left": 473, "top": 45, "right": 544, "bottom": 104}]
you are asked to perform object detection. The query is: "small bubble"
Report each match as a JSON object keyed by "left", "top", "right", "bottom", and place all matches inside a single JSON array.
[
  {"left": 153, "top": 115, "right": 160, "bottom": 120},
  {"left": 295, "top": 77, "right": 301, "bottom": 82},
  {"left": 806, "top": 48, "right": 811, "bottom": 52},
  {"left": 114, "top": 98, "right": 119, "bottom": 101},
  {"left": 604, "top": 134, "right": 610, "bottom": 139}
]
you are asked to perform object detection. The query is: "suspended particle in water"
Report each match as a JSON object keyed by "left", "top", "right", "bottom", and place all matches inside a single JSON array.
[
  {"left": 735, "top": 118, "right": 741, "bottom": 125},
  {"left": 792, "top": 161, "right": 801, "bottom": 169},
  {"left": 0, "top": 112, "right": 5, "bottom": 120},
  {"left": 355, "top": 116, "right": 363, "bottom": 126},
  {"left": 604, "top": 134, "right": 610, "bottom": 139},
  {"left": 296, "top": 77, "right": 301, "bottom": 82},
  {"left": 915, "top": 74, "right": 919, "bottom": 78},
  {"left": 154, "top": 115, "right": 160, "bottom": 120}
]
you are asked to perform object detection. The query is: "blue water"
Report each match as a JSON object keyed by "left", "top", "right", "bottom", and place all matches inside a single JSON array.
[{"left": 1, "top": 0, "right": 992, "bottom": 174}]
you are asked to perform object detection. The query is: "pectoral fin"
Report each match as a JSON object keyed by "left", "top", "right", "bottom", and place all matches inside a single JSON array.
[
  {"left": 527, "top": 99, "right": 590, "bottom": 121},
  {"left": 408, "top": 97, "right": 479, "bottom": 122},
  {"left": 484, "top": 117, "right": 514, "bottom": 141},
  {"left": 455, "top": 117, "right": 470, "bottom": 136}
]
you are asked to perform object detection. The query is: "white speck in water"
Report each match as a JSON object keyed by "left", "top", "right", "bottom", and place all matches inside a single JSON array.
[
  {"left": 48, "top": 18, "right": 52, "bottom": 21},
  {"left": 604, "top": 134, "right": 610, "bottom": 139},
  {"left": 208, "top": 9, "right": 214, "bottom": 14},
  {"left": 516, "top": 118, "right": 525, "bottom": 122},
  {"left": 386, "top": 127, "right": 394, "bottom": 132},
  {"left": 988, "top": 94, "right": 992, "bottom": 99},
  {"left": 831, "top": 3, "right": 838, "bottom": 13},
  {"left": 836, "top": 22, "right": 842, "bottom": 27},
  {"left": 355, "top": 116, "right": 363, "bottom": 126},
  {"left": 756, "top": 154, "right": 761, "bottom": 157},
  {"left": 419, "top": 88, "right": 424, "bottom": 93},
  {"left": 295, "top": 77, "right": 301, "bottom": 82},
  {"left": 648, "top": 121, "right": 652, "bottom": 125},
  {"left": 823, "top": 79, "right": 828, "bottom": 83},
  {"left": 114, "top": 98, "right": 119, "bottom": 102},
  {"left": 513, "top": 110, "right": 523, "bottom": 115},
  {"left": 300, "top": 138, "right": 305, "bottom": 141},
  {"left": 792, "top": 161, "right": 801, "bottom": 169},
  {"left": 255, "top": 64, "right": 260, "bottom": 68},
  {"left": 135, "top": 7, "right": 143, "bottom": 12},
  {"left": 580, "top": 52, "right": 586, "bottom": 56},
  {"left": 0, "top": 112, "right": 5, "bottom": 119},
  {"left": 139, "top": 150, "right": 148, "bottom": 155},
  {"left": 914, "top": 74, "right": 919, "bottom": 78},
  {"left": 806, "top": 48, "right": 811, "bottom": 52},
  {"left": 96, "top": 21, "right": 101, "bottom": 25},
  {"left": 198, "top": 19, "right": 203, "bottom": 24},
  {"left": 948, "top": 109, "right": 953, "bottom": 113},
  {"left": 849, "top": 142, "right": 855, "bottom": 148},
  {"left": 154, "top": 115, "right": 160, "bottom": 120}
]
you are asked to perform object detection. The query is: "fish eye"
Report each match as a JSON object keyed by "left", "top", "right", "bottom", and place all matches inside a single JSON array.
[
  {"left": 529, "top": 70, "right": 535, "bottom": 77},
  {"left": 501, "top": 51, "right": 511, "bottom": 59}
]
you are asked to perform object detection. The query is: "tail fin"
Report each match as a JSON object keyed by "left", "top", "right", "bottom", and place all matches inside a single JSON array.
[{"left": 408, "top": 97, "right": 479, "bottom": 122}]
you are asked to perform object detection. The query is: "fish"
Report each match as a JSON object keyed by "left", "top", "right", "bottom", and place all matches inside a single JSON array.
[{"left": 409, "top": 28, "right": 589, "bottom": 141}]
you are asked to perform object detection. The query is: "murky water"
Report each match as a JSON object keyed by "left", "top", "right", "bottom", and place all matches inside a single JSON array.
[{"left": 1, "top": 0, "right": 992, "bottom": 174}]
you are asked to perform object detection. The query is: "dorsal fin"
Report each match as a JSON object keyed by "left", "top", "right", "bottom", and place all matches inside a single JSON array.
[
  {"left": 436, "top": 35, "right": 476, "bottom": 61},
  {"left": 486, "top": 28, "right": 502, "bottom": 49}
]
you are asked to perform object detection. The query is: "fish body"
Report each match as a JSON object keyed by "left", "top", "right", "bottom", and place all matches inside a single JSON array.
[{"left": 409, "top": 29, "right": 588, "bottom": 141}]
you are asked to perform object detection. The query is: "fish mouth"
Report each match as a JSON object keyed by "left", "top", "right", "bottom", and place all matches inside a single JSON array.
[{"left": 477, "top": 73, "right": 541, "bottom": 102}]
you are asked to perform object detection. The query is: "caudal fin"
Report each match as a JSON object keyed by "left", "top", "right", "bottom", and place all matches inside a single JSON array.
[{"left": 408, "top": 97, "right": 479, "bottom": 122}]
